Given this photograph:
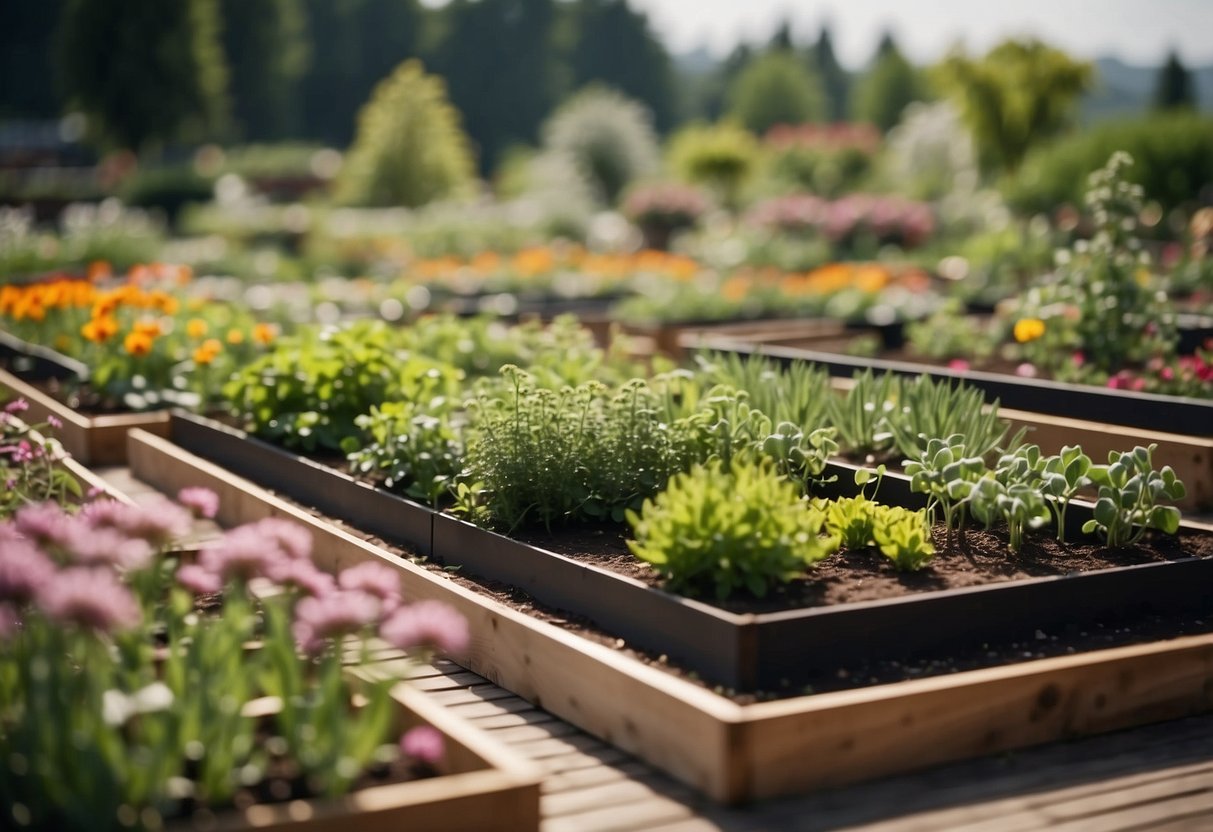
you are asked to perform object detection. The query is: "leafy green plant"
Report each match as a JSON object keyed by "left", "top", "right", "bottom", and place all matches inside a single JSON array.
[
  {"left": 667, "top": 121, "right": 760, "bottom": 208},
  {"left": 1038, "top": 444, "right": 1093, "bottom": 542},
  {"left": 627, "top": 459, "right": 836, "bottom": 599},
  {"left": 817, "top": 495, "right": 877, "bottom": 550},
  {"left": 872, "top": 506, "right": 936, "bottom": 571},
  {"left": 887, "top": 374, "right": 1021, "bottom": 462},
  {"left": 968, "top": 448, "right": 1054, "bottom": 553},
  {"left": 692, "top": 352, "right": 832, "bottom": 431},
  {"left": 1082, "top": 444, "right": 1186, "bottom": 547},
  {"left": 343, "top": 399, "right": 462, "bottom": 506},
  {"left": 904, "top": 434, "right": 986, "bottom": 539},
  {"left": 824, "top": 369, "right": 901, "bottom": 458},
  {"left": 760, "top": 421, "right": 839, "bottom": 484}
]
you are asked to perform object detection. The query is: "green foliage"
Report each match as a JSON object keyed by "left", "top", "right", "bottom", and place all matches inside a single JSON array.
[
  {"left": 627, "top": 459, "right": 835, "bottom": 599},
  {"left": 344, "top": 399, "right": 462, "bottom": 506},
  {"left": 871, "top": 506, "right": 935, "bottom": 571},
  {"left": 851, "top": 40, "right": 926, "bottom": 132},
  {"left": 726, "top": 52, "right": 827, "bottom": 135},
  {"left": 1083, "top": 444, "right": 1186, "bottom": 547},
  {"left": 119, "top": 166, "right": 216, "bottom": 229},
  {"left": 59, "top": 0, "right": 229, "bottom": 151},
  {"left": 887, "top": 375, "right": 1021, "bottom": 462},
  {"left": 220, "top": 0, "right": 309, "bottom": 140},
  {"left": 933, "top": 38, "right": 1092, "bottom": 173},
  {"left": 1153, "top": 50, "right": 1196, "bottom": 111},
  {"left": 692, "top": 352, "right": 832, "bottom": 431},
  {"left": 824, "top": 369, "right": 900, "bottom": 458},
  {"left": 336, "top": 60, "right": 475, "bottom": 208},
  {"left": 667, "top": 122, "right": 761, "bottom": 208},
  {"left": 224, "top": 320, "right": 462, "bottom": 452},
  {"left": 904, "top": 434, "right": 986, "bottom": 535},
  {"left": 809, "top": 25, "right": 850, "bottom": 122},
  {"left": 539, "top": 87, "right": 660, "bottom": 205},
  {"left": 905, "top": 300, "right": 997, "bottom": 362},
  {"left": 969, "top": 447, "right": 1054, "bottom": 553},
  {"left": 1006, "top": 113, "right": 1213, "bottom": 215}
]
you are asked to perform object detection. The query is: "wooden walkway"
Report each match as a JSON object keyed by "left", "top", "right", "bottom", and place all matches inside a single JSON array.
[{"left": 100, "top": 467, "right": 1213, "bottom": 831}]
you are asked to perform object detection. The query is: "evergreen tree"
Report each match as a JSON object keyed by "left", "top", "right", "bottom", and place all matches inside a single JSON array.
[
  {"left": 809, "top": 24, "right": 849, "bottom": 122},
  {"left": 934, "top": 38, "right": 1092, "bottom": 174},
  {"left": 427, "top": 0, "right": 565, "bottom": 173},
  {"left": 59, "top": 0, "right": 229, "bottom": 152},
  {"left": 221, "top": 0, "right": 309, "bottom": 141},
  {"left": 727, "top": 51, "right": 826, "bottom": 134},
  {"left": 566, "top": 0, "right": 676, "bottom": 132},
  {"left": 1153, "top": 49, "right": 1196, "bottom": 111},
  {"left": 0, "top": 0, "right": 64, "bottom": 118},
  {"left": 851, "top": 34, "right": 925, "bottom": 132},
  {"left": 768, "top": 19, "right": 795, "bottom": 52}
]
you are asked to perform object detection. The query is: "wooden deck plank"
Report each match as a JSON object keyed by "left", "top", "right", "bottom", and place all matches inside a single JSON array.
[
  {"left": 469, "top": 710, "right": 561, "bottom": 730},
  {"left": 540, "top": 795, "right": 695, "bottom": 832}
]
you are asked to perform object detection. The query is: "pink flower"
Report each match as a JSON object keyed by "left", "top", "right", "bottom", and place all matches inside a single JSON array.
[
  {"left": 177, "top": 487, "right": 220, "bottom": 520},
  {"left": 13, "top": 503, "right": 74, "bottom": 549},
  {"left": 83, "top": 497, "right": 192, "bottom": 546},
  {"left": 64, "top": 525, "right": 154, "bottom": 571},
  {"left": 177, "top": 563, "right": 223, "bottom": 595},
  {"left": 1014, "top": 363, "right": 1038, "bottom": 378},
  {"left": 400, "top": 726, "right": 445, "bottom": 766},
  {"left": 337, "top": 561, "right": 401, "bottom": 613},
  {"left": 379, "top": 601, "right": 469, "bottom": 656},
  {"left": 47, "top": 415, "right": 62, "bottom": 430},
  {"left": 268, "top": 558, "right": 335, "bottom": 597},
  {"left": 947, "top": 359, "right": 970, "bottom": 372},
  {"left": 253, "top": 517, "right": 312, "bottom": 561},
  {"left": 292, "top": 589, "right": 382, "bottom": 656},
  {"left": 4, "top": 399, "right": 29, "bottom": 414},
  {"left": 1071, "top": 352, "right": 1086, "bottom": 367},
  {"left": 37, "top": 567, "right": 140, "bottom": 632},
  {"left": 198, "top": 525, "right": 286, "bottom": 583},
  {"left": 0, "top": 538, "right": 57, "bottom": 603}
]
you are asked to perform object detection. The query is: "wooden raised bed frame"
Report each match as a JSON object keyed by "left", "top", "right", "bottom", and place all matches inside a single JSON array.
[
  {"left": 167, "top": 684, "right": 540, "bottom": 832},
  {"left": 165, "top": 412, "right": 1213, "bottom": 693},
  {"left": 0, "top": 367, "right": 169, "bottom": 465},
  {"left": 129, "top": 428, "right": 1213, "bottom": 805}
]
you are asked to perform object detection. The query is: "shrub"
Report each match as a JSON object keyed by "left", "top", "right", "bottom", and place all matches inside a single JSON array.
[
  {"left": 336, "top": 60, "right": 475, "bottom": 208},
  {"left": 726, "top": 52, "right": 827, "bottom": 135},
  {"left": 667, "top": 122, "right": 760, "bottom": 208},
  {"left": 1005, "top": 112, "right": 1213, "bottom": 215},
  {"left": 539, "top": 87, "right": 660, "bottom": 205},
  {"left": 120, "top": 165, "right": 216, "bottom": 228},
  {"left": 627, "top": 459, "right": 835, "bottom": 599}
]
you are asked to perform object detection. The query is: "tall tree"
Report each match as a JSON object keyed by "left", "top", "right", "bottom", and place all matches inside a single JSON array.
[
  {"left": 565, "top": 0, "right": 676, "bottom": 131},
  {"left": 221, "top": 0, "right": 309, "bottom": 141},
  {"left": 727, "top": 51, "right": 826, "bottom": 134},
  {"left": 768, "top": 18, "right": 795, "bottom": 52},
  {"left": 59, "top": 0, "right": 229, "bottom": 152},
  {"left": 1153, "top": 49, "right": 1196, "bottom": 111},
  {"left": 426, "top": 0, "right": 565, "bottom": 173},
  {"left": 934, "top": 38, "right": 1092, "bottom": 174},
  {"left": 851, "top": 33, "right": 926, "bottom": 132},
  {"left": 809, "top": 24, "right": 849, "bottom": 122},
  {"left": 0, "top": 0, "right": 64, "bottom": 118}
]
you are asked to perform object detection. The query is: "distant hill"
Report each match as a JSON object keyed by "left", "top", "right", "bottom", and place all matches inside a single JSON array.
[{"left": 1078, "top": 56, "right": 1212, "bottom": 122}]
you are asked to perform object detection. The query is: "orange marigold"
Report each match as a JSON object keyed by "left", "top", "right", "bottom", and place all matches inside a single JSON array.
[
  {"left": 133, "top": 318, "right": 162, "bottom": 338},
  {"left": 225, "top": 328, "right": 245, "bottom": 345},
  {"left": 124, "top": 330, "right": 154, "bottom": 357},
  {"left": 193, "top": 339, "right": 222, "bottom": 365},
  {"left": 82, "top": 316, "right": 119, "bottom": 343},
  {"left": 186, "top": 318, "right": 208, "bottom": 339},
  {"left": 252, "top": 323, "right": 277, "bottom": 346}
]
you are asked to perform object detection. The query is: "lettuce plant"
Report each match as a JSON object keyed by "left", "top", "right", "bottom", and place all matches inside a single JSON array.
[
  {"left": 627, "top": 459, "right": 836, "bottom": 599},
  {"left": 871, "top": 506, "right": 936, "bottom": 571},
  {"left": 1083, "top": 444, "right": 1186, "bottom": 547}
]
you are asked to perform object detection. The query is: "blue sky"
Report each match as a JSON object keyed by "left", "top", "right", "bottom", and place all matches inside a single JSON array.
[{"left": 626, "top": 0, "right": 1213, "bottom": 67}]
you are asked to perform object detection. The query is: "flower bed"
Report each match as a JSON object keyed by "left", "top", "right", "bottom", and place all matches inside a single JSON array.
[
  {"left": 127, "top": 428, "right": 1213, "bottom": 805},
  {"left": 163, "top": 412, "right": 1213, "bottom": 693}
]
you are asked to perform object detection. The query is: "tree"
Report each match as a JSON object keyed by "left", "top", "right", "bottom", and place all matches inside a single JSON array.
[
  {"left": 809, "top": 24, "right": 849, "bottom": 122},
  {"left": 1153, "top": 49, "right": 1196, "bottom": 111},
  {"left": 0, "top": 0, "right": 64, "bottom": 118},
  {"left": 221, "top": 0, "right": 309, "bottom": 141},
  {"left": 726, "top": 51, "right": 826, "bottom": 135},
  {"left": 336, "top": 59, "right": 475, "bottom": 207},
  {"left": 933, "top": 38, "right": 1092, "bottom": 174},
  {"left": 58, "top": 0, "right": 229, "bottom": 152},
  {"left": 426, "top": 0, "right": 565, "bottom": 172},
  {"left": 565, "top": 0, "right": 677, "bottom": 132},
  {"left": 851, "top": 34, "right": 926, "bottom": 132}
]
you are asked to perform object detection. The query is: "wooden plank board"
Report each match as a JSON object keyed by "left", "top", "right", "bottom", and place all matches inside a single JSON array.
[{"left": 128, "top": 429, "right": 1213, "bottom": 805}]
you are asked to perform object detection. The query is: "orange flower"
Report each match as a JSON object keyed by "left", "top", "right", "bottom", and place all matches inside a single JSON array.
[
  {"left": 88, "top": 261, "right": 112, "bottom": 283},
  {"left": 82, "top": 316, "right": 119, "bottom": 343},
  {"left": 186, "top": 318, "right": 208, "bottom": 339},
  {"left": 252, "top": 323, "right": 277, "bottom": 346},
  {"left": 133, "top": 318, "right": 162, "bottom": 338},
  {"left": 124, "top": 330, "right": 154, "bottom": 357},
  {"left": 193, "top": 338, "right": 222, "bottom": 365},
  {"left": 1013, "top": 318, "right": 1046, "bottom": 343},
  {"left": 225, "top": 328, "right": 245, "bottom": 345}
]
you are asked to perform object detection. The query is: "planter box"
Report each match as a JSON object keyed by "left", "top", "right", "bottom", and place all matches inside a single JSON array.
[
  {"left": 0, "top": 330, "right": 87, "bottom": 381},
  {"left": 162, "top": 412, "right": 1213, "bottom": 694},
  {"left": 690, "top": 335, "right": 1213, "bottom": 438},
  {"left": 165, "top": 684, "right": 540, "bottom": 832},
  {"left": 127, "top": 428, "right": 1213, "bottom": 805},
  {"left": 0, "top": 367, "right": 170, "bottom": 465}
]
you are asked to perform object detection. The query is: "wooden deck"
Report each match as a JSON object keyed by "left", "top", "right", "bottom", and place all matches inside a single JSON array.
[{"left": 99, "top": 466, "right": 1213, "bottom": 831}]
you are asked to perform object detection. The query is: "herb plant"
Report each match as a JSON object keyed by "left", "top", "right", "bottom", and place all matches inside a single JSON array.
[
  {"left": 903, "top": 434, "right": 986, "bottom": 539},
  {"left": 824, "top": 369, "right": 900, "bottom": 458},
  {"left": 627, "top": 459, "right": 836, "bottom": 599},
  {"left": 887, "top": 375, "right": 1021, "bottom": 461},
  {"left": 871, "top": 506, "right": 936, "bottom": 571},
  {"left": 0, "top": 400, "right": 81, "bottom": 517},
  {"left": 344, "top": 399, "right": 463, "bottom": 506},
  {"left": 1083, "top": 444, "right": 1186, "bottom": 547}
]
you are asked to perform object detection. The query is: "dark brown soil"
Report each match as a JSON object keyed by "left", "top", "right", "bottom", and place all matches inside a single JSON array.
[{"left": 511, "top": 522, "right": 1213, "bottom": 614}]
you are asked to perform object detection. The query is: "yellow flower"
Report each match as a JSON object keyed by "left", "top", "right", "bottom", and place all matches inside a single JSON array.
[
  {"left": 186, "top": 318, "right": 208, "bottom": 339},
  {"left": 124, "top": 330, "right": 154, "bottom": 357},
  {"left": 226, "top": 328, "right": 245, "bottom": 345},
  {"left": 1014, "top": 318, "right": 1046, "bottom": 343},
  {"left": 133, "top": 318, "right": 162, "bottom": 338}
]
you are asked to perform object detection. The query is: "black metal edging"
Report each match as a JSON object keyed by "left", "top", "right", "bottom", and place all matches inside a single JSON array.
[
  {"left": 0, "top": 330, "right": 88, "bottom": 381},
  {"left": 169, "top": 413, "right": 1213, "bottom": 692},
  {"left": 692, "top": 337, "right": 1213, "bottom": 437}
]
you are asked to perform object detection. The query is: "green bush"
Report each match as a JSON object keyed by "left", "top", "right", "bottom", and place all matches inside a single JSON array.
[
  {"left": 120, "top": 166, "right": 216, "bottom": 227},
  {"left": 667, "top": 122, "right": 760, "bottom": 208},
  {"left": 539, "top": 87, "right": 660, "bottom": 205},
  {"left": 726, "top": 52, "right": 826, "bottom": 135},
  {"left": 336, "top": 60, "right": 475, "bottom": 208},
  {"left": 1006, "top": 113, "right": 1213, "bottom": 215},
  {"left": 627, "top": 459, "right": 835, "bottom": 599}
]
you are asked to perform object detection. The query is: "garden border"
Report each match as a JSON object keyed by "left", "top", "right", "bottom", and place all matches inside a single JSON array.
[
  {"left": 164, "top": 412, "right": 1213, "bottom": 694},
  {"left": 128, "top": 427, "right": 1213, "bottom": 805}
]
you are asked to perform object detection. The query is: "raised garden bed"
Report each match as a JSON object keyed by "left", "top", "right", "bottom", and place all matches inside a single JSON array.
[
  {"left": 690, "top": 334, "right": 1213, "bottom": 439},
  {"left": 167, "top": 683, "right": 541, "bottom": 832},
  {"left": 128, "top": 427, "right": 1213, "bottom": 805},
  {"left": 164, "top": 412, "right": 1213, "bottom": 694},
  {"left": 0, "top": 366, "right": 169, "bottom": 465}
]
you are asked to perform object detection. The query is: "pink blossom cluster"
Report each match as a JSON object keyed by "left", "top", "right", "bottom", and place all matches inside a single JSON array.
[
  {"left": 621, "top": 182, "right": 710, "bottom": 229},
  {"left": 1106, "top": 350, "right": 1213, "bottom": 394},
  {"left": 748, "top": 193, "right": 935, "bottom": 250},
  {"left": 764, "top": 123, "right": 881, "bottom": 154}
]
